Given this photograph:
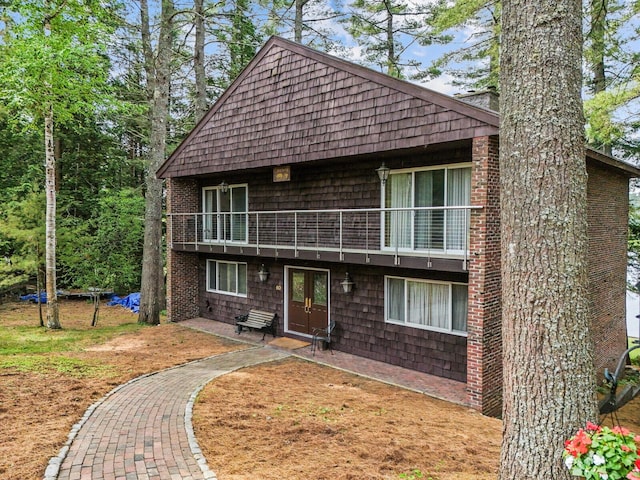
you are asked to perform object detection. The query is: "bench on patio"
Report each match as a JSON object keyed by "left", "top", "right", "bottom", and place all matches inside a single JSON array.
[{"left": 234, "top": 309, "right": 277, "bottom": 340}]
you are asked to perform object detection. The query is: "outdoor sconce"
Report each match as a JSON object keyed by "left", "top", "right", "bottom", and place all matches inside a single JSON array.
[
  {"left": 258, "top": 264, "right": 270, "bottom": 283},
  {"left": 376, "top": 162, "right": 390, "bottom": 186},
  {"left": 341, "top": 272, "right": 354, "bottom": 293},
  {"left": 219, "top": 181, "right": 229, "bottom": 194}
]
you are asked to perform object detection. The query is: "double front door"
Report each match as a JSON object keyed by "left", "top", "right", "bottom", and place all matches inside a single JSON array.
[{"left": 288, "top": 268, "right": 328, "bottom": 336}]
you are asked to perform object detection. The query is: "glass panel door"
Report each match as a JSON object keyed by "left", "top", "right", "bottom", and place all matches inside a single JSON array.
[
  {"left": 384, "top": 173, "right": 412, "bottom": 249},
  {"left": 414, "top": 170, "right": 445, "bottom": 250},
  {"left": 446, "top": 168, "right": 471, "bottom": 251},
  {"left": 231, "top": 186, "right": 247, "bottom": 242},
  {"left": 203, "top": 189, "right": 217, "bottom": 241}
]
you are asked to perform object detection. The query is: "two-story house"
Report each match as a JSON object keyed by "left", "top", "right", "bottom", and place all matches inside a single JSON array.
[{"left": 157, "top": 36, "right": 639, "bottom": 416}]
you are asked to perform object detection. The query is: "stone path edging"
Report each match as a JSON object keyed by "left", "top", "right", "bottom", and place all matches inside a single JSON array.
[{"left": 44, "top": 346, "right": 291, "bottom": 480}]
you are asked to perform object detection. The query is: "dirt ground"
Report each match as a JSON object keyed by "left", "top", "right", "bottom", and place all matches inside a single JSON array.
[
  {"left": 0, "top": 299, "right": 245, "bottom": 480},
  {"left": 1, "top": 299, "right": 640, "bottom": 480}
]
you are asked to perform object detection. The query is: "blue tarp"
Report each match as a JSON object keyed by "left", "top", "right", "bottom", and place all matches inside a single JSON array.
[
  {"left": 107, "top": 292, "right": 140, "bottom": 313},
  {"left": 20, "top": 291, "right": 49, "bottom": 303},
  {"left": 19, "top": 291, "right": 63, "bottom": 303}
]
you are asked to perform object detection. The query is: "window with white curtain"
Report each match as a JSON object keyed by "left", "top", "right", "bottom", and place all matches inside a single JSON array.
[
  {"left": 202, "top": 185, "right": 248, "bottom": 243},
  {"left": 206, "top": 260, "right": 247, "bottom": 296},
  {"left": 383, "top": 165, "right": 471, "bottom": 252},
  {"left": 385, "top": 276, "right": 468, "bottom": 335}
]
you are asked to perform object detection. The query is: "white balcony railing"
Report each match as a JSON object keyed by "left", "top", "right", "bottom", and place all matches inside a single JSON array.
[{"left": 168, "top": 206, "right": 481, "bottom": 266}]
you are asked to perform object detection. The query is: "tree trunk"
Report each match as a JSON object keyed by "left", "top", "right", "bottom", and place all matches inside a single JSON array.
[
  {"left": 43, "top": 6, "right": 60, "bottom": 330},
  {"left": 44, "top": 90, "right": 60, "bottom": 329},
  {"left": 194, "top": 0, "right": 208, "bottom": 122},
  {"left": 499, "top": 0, "right": 596, "bottom": 478},
  {"left": 138, "top": 0, "right": 173, "bottom": 325},
  {"left": 588, "top": 0, "right": 612, "bottom": 156},
  {"left": 37, "top": 263, "right": 44, "bottom": 327},
  {"left": 294, "top": 0, "right": 303, "bottom": 43},
  {"left": 384, "top": 0, "right": 398, "bottom": 78}
]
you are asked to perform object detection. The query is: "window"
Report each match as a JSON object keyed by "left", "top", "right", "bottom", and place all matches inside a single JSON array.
[
  {"left": 202, "top": 185, "right": 248, "bottom": 243},
  {"left": 206, "top": 260, "right": 247, "bottom": 296},
  {"left": 383, "top": 165, "right": 471, "bottom": 253},
  {"left": 385, "top": 276, "right": 468, "bottom": 334}
]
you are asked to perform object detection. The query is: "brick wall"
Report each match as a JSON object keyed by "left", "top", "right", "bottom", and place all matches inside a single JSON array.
[
  {"left": 167, "top": 178, "right": 200, "bottom": 322},
  {"left": 586, "top": 162, "right": 630, "bottom": 373},
  {"left": 467, "top": 135, "right": 502, "bottom": 416}
]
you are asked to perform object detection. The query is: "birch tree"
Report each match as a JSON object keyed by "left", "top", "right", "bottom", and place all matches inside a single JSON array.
[
  {"left": 499, "top": 0, "right": 596, "bottom": 477},
  {"left": 0, "top": 0, "right": 117, "bottom": 329}
]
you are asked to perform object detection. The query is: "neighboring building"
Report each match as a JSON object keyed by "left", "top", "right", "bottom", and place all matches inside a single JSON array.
[{"left": 157, "top": 36, "right": 639, "bottom": 417}]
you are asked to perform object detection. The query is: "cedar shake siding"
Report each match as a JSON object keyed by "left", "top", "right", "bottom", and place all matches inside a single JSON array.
[
  {"left": 198, "top": 259, "right": 468, "bottom": 381},
  {"left": 159, "top": 37, "right": 639, "bottom": 416},
  {"left": 157, "top": 38, "right": 498, "bottom": 179}
]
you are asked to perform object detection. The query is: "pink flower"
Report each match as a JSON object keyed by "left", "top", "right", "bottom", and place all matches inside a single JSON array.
[
  {"left": 587, "top": 422, "right": 601, "bottom": 432},
  {"left": 613, "top": 426, "right": 631, "bottom": 436},
  {"left": 565, "top": 429, "right": 592, "bottom": 457}
]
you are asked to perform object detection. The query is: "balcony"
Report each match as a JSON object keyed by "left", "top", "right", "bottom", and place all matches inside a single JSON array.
[{"left": 168, "top": 206, "right": 481, "bottom": 272}]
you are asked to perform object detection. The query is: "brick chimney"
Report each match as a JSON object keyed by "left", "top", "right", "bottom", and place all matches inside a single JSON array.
[{"left": 454, "top": 88, "right": 499, "bottom": 112}]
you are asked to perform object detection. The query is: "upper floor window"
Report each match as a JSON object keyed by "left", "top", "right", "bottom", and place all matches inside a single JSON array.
[
  {"left": 202, "top": 184, "right": 248, "bottom": 243},
  {"left": 385, "top": 276, "right": 468, "bottom": 335},
  {"left": 383, "top": 164, "right": 471, "bottom": 253}
]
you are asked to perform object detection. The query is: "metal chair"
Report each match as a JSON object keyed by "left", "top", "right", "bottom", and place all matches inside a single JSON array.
[{"left": 311, "top": 320, "right": 336, "bottom": 356}]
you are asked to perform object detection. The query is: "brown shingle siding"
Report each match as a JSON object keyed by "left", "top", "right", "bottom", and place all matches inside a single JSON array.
[{"left": 158, "top": 38, "right": 499, "bottom": 179}]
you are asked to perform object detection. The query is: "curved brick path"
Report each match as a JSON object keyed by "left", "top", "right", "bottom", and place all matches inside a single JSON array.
[{"left": 46, "top": 347, "right": 290, "bottom": 480}]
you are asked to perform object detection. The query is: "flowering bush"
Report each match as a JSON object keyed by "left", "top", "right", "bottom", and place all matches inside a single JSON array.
[{"left": 563, "top": 422, "right": 640, "bottom": 480}]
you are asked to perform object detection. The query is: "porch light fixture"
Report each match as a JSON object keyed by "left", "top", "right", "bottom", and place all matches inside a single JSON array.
[
  {"left": 341, "top": 272, "right": 354, "bottom": 293},
  {"left": 219, "top": 181, "right": 229, "bottom": 194},
  {"left": 258, "top": 264, "right": 270, "bottom": 283},
  {"left": 376, "top": 162, "right": 390, "bottom": 186}
]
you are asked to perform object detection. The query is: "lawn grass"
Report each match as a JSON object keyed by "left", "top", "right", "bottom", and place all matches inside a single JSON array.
[
  {"left": 0, "top": 322, "right": 142, "bottom": 355},
  {"left": 630, "top": 337, "right": 640, "bottom": 363},
  {"left": 0, "top": 318, "right": 144, "bottom": 375},
  {"left": 0, "top": 355, "right": 118, "bottom": 377}
]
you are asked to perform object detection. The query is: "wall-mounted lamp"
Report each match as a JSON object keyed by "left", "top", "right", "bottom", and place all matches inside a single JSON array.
[
  {"left": 376, "top": 162, "right": 390, "bottom": 186},
  {"left": 258, "top": 264, "right": 270, "bottom": 283},
  {"left": 219, "top": 181, "right": 229, "bottom": 194},
  {"left": 341, "top": 272, "right": 354, "bottom": 293}
]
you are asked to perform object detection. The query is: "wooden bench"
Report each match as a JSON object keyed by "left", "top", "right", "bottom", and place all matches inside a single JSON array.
[{"left": 234, "top": 309, "right": 277, "bottom": 340}]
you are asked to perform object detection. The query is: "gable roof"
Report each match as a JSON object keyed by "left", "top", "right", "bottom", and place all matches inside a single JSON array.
[{"left": 157, "top": 36, "right": 500, "bottom": 179}]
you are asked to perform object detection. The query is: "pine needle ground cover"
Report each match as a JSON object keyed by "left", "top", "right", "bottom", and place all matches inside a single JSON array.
[{"left": 1, "top": 299, "right": 639, "bottom": 480}]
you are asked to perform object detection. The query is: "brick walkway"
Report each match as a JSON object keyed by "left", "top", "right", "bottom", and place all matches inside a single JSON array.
[
  {"left": 47, "top": 347, "right": 290, "bottom": 480},
  {"left": 182, "top": 317, "right": 469, "bottom": 407},
  {"left": 46, "top": 318, "right": 468, "bottom": 480}
]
